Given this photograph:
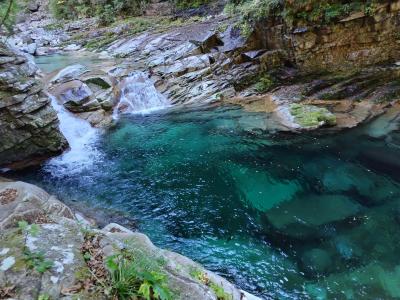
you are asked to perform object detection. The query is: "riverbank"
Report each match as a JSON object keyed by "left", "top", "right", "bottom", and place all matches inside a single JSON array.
[{"left": 0, "top": 178, "right": 261, "bottom": 299}]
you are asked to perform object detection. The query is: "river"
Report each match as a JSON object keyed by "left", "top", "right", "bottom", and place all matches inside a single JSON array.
[{"left": 11, "top": 53, "right": 400, "bottom": 299}]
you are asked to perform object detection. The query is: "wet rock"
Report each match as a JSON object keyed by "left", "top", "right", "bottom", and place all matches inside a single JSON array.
[
  {"left": 95, "top": 88, "right": 114, "bottom": 111},
  {"left": 0, "top": 41, "right": 67, "bottom": 170},
  {"left": 83, "top": 76, "right": 112, "bottom": 90},
  {"left": 259, "top": 49, "right": 287, "bottom": 71},
  {"left": 24, "top": 42, "right": 37, "bottom": 55},
  {"left": 50, "top": 80, "right": 96, "bottom": 112},
  {"left": 50, "top": 64, "right": 88, "bottom": 84},
  {"left": 276, "top": 104, "right": 336, "bottom": 130}
]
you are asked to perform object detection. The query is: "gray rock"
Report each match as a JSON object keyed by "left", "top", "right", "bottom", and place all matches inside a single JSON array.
[
  {"left": 50, "top": 80, "right": 95, "bottom": 112},
  {"left": 0, "top": 179, "right": 261, "bottom": 300},
  {"left": 0, "top": 41, "right": 67, "bottom": 170},
  {"left": 50, "top": 64, "right": 88, "bottom": 84},
  {"left": 0, "top": 180, "right": 85, "bottom": 299},
  {"left": 27, "top": 1, "right": 39, "bottom": 12}
]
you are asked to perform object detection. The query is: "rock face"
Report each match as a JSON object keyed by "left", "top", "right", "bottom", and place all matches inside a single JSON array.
[
  {"left": 253, "top": 1, "right": 400, "bottom": 72},
  {"left": 0, "top": 178, "right": 260, "bottom": 300},
  {"left": 0, "top": 41, "right": 67, "bottom": 170}
]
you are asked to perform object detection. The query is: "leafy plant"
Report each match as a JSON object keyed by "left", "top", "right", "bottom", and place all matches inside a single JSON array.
[
  {"left": 23, "top": 248, "right": 54, "bottom": 274},
  {"left": 106, "top": 252, "right": 172, "bottom": 300},
  {"left": 0, "top": 0, "right": 19, "bottom": 32},
  {"left": 190, "top": 268, "right": 232, "bottom": 300},
  {"left": 38, "top": 294, "right": 51, "bottom": 300},
  {"left": 18, "top": 220, "right": 40, "bottom": 237},
  {"left": 254, "top": 74, "right": 274, "bottom": 93}
]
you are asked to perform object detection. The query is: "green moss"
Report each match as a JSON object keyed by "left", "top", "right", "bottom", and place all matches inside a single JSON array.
[
  {"left": 189, "top": 267, "right": 232, "bottom": 300},
  {"left": 290, "top": 103, "right": 336, "bottom": 127},
  {"left": 0, "top": 229, "right": 27, "bottom": 271},
  {"left": 174, "top": 0, "right": 209, "bottom": 9},
  {"left": 43, "top": 22, "right": 64, "bottom": 31},
  {"left": 225, "top": 0, "right": 383, "bottom": 36},
  {"left": 254, "top": 74, "right": 274, "bottom": 93}
]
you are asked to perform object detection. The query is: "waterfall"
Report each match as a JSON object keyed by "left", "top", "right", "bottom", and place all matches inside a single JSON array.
[
  {"left": 114, "top": 71, "right": 170, "bottom": 116},
  {"left": 45, "top": 94, "right": 102, "bottom": 176}
]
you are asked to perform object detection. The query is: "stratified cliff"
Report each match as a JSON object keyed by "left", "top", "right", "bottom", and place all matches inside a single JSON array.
[{"left": 0, "top": 41, "right": 67, "bottom": 169}]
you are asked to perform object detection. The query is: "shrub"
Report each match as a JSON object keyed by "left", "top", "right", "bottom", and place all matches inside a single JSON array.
[
  {"left": 0, "top": 0, "right": 20, "bottom": 32},
  {"left": 225, "top": 0, "right": 385, "bottom": 36},
  {"left": 50, "top": 0, "right": 146, "bottom": 25},
  {"left": 254, "top": 74, "right": 274, "bottom": 93},
  {"left": 106, "top": 251, "right": 172, "bottom": 300}
]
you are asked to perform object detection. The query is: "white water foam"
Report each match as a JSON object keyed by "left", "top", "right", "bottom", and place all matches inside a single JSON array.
[
  {"left": 45, "top": 94, "right": 102, "bottom": 176},
  {"left": 114, "top": 71, "right": 170, "bottom": 116}
]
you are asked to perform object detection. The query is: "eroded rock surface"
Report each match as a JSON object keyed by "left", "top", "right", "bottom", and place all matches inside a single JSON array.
[
  {"left": 0, "top": 41, "right": 67, "bottom": 169},
  {"left": 0, "top": 179, "right": 260, "bottom": 300}
]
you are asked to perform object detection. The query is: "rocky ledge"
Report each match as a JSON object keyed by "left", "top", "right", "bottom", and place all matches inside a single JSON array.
[
  {"left": 0, "top": 41, "right": 67, "bottom": 170},
  {"left": 0, "top": 178, "right": 259, "bottom": 300}
]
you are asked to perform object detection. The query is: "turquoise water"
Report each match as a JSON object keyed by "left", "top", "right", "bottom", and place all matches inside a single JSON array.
[{"left": 15, "top": 103, "right": 400, "bottom": 299}]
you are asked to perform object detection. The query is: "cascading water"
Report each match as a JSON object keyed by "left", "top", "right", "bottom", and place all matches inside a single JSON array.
[
  {"left": 114, "top": 71, "right": 170, "bottom": 116},
  {"left": 45, "top": 94, "right": 102, "bottom": 176}
]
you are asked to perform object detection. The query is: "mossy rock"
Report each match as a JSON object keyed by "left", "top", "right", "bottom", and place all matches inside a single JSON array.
[{"left": 290, "top": 103, "right": 337, "bottom": 128}]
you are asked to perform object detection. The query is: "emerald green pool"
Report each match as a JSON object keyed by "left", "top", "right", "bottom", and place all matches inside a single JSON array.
[{"left": 16, "top": 102, "right": 400, "bottom": 299}]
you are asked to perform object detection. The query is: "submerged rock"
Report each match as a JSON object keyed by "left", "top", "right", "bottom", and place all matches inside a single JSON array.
[
  {"left": 0, "top": 41, "right": 67, "bottom": 170},
  {"left": 264, "top": 194, "right": 362, "bottom": 240}
]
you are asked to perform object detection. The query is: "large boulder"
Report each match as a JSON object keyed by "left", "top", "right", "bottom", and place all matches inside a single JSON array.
[
  {"left": 49, "top": 80, "right": 100, "bottom": 113},
  {"left": 0, "top": 41, "right": 67, "bottom": 170},
  {"left": 50, "top": 64, "right": 88, "bottom": 84}
]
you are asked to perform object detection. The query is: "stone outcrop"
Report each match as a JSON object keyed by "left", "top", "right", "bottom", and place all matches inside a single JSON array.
[
  {"left": 0, "top": 178, "right": 260, "bottom": 300},
  {"left": 253, "top": 0, "right": 400, "bottom": 72},
  {"left": 46, "top": 64, "right": 114, "bottom": 127},
  {"left": 0, "top": 41, "right": 67, "bottom": 170}
]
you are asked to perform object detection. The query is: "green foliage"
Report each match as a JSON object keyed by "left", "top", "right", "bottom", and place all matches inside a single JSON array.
[
  {"left": 283, "top": 0, "right": 382, "bottom": 25},
  {"left": 0, "top": 0, "right": 20, "bottom": 32},
  {"left": 174, "top": 0, "right": 208, "bottom": 9},
  {"left": 50, "top": 0, "right": 147, "bottom": 25},
  {"left": 23, "top": 248, "right": 54, "bottom": 274},
  {"left": 225, "top": 0, "right": 384, "bottom": 35},
  {"left": 105, "top": 251, "right": 172, "bottom": 300},
  {"left": 190, "top": 267, "right": 232, "bottom": 300},
  {"left": 225, "top": 0, "right": 282, "bottom": 37},
  {"left": 18, "top": 220, "right": 40, "bottom": 237},
  {"left": 38, "top": 294, "right": 51, "bottom": 300},
  {"left": 210, "top": 282, "right": 232, "bottom": 300},
  {"left": 254, "top": 74, "right": 274, "bottom": 93}
]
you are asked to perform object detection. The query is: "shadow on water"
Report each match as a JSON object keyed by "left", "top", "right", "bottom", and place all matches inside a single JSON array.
[{"left": 10, "top": 104, "right": 400, "bottom": 299}]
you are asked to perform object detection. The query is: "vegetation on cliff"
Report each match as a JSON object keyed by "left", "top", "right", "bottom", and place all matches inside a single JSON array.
[
  {"left": 0, "top": 0, "right": 19, "bottom": 31},
  {"left": 225, "top": 0, "right": 388, "bottom": 36}
]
